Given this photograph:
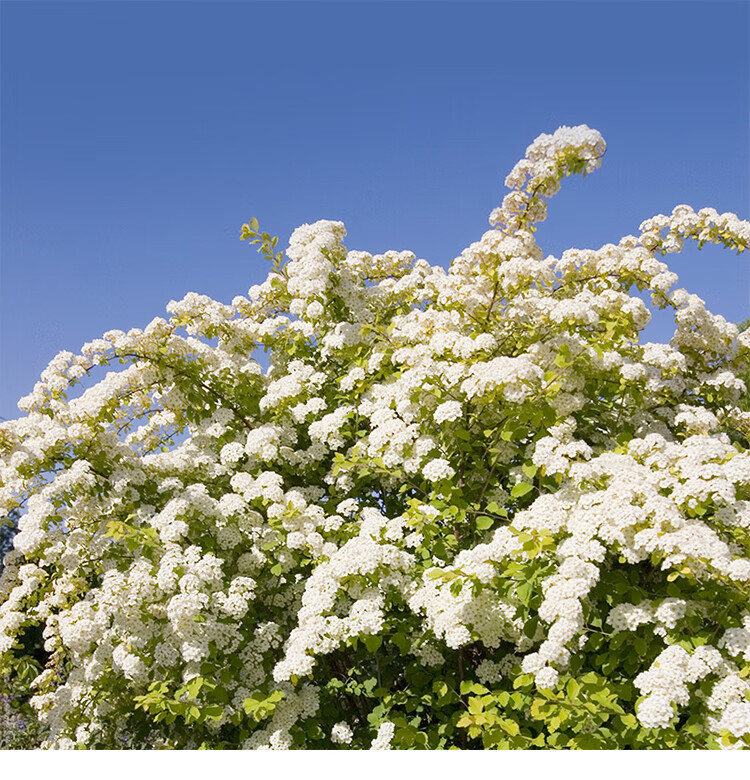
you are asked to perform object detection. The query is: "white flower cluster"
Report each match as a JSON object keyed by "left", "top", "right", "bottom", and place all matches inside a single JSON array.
[
  {"left": 634, "top": 645, "right": 731, "bottom": 729},
  {"left": 607, "top": 598, "right": 687, "bottom": 637},
  {"left": 272, "top": 508, "right": 414, "bottom": 683},
  {"left": 330, "top": 721, "right": 353, "bottom": 744},
  {"left": 369, "top": 720, "right": 395, "bottom": 750},
  {"left": 491, "top": 125, "right": 606, "bottom": 233}
]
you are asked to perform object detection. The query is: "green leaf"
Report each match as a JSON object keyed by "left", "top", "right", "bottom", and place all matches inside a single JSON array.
[
  {"left": 566, "top": 679, "right": 581, "bottom": 700},
  {"left": 510, "top": 482, "right": 534, "bottom": 498},
  {"left": 517, "top": 581, "right": 534, "bottom": 607},
  {"left": 167, "top": 700, "right": 187, "bottom": 716},
  {"left": 468, "top": 697, "right": 484, "bottom": 715},
  {"left": 500, "top": 718, "right": 520, "bottom": 736},
  {"left": 363, "top": 634, "right": 383, "bottom": 653},
  {"left": 513, "top": 674, "right": 534, "bottom": 689},
  {"left": 475, "top": 516, "right": 493, "bottom": 531},
  {"left": 392, "top": 632, "right": 411, "bottom": 654}
]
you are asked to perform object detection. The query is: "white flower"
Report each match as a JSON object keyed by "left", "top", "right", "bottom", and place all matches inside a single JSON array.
[
  {"left": 422, "top": 458, "right": 455, "bottom": 482},
  {"left": 434, "top": 400, "right": 462, "bottom": 424},
  {"left": 534, "top": 666, "right": 559, "bottom": 690},
  {"left": 370, "top": 721, "right": 395, "bottom": 750},
  {"left": 219, "top": 442, "right": 244, "bottom": 466},
  {"left": 331, "top": 721, "right": 353, "bottom": 744}
]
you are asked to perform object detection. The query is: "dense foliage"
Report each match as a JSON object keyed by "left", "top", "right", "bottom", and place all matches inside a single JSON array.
[
  {"left": 1, "top": 126, "right": 749, "bottom": 749},
  {"left": 0, "top": 509, "right": 19, "bottom": 574}
]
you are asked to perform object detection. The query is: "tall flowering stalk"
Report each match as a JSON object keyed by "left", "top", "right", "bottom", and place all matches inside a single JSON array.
[{"left": 1, "top": 126, "right": 749, "bottom": 749}]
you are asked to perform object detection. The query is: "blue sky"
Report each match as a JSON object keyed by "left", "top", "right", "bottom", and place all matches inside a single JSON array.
[{"left": 1, "top": 0, "right": 748, "bottom": 421}]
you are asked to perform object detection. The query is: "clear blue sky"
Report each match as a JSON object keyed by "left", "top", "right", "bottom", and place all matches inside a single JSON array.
[{"left": 1, "top": 0, "right": 748, "bottom": 421}]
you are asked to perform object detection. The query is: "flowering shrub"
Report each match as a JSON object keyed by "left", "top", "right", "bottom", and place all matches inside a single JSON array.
[{"left": 1, "top": 126, "right": 749, "bottom": 750}]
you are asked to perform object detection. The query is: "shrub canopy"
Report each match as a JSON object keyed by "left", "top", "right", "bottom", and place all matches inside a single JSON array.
[{"left": 1, "top": 126, "right": 749, "bottom": 749}]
